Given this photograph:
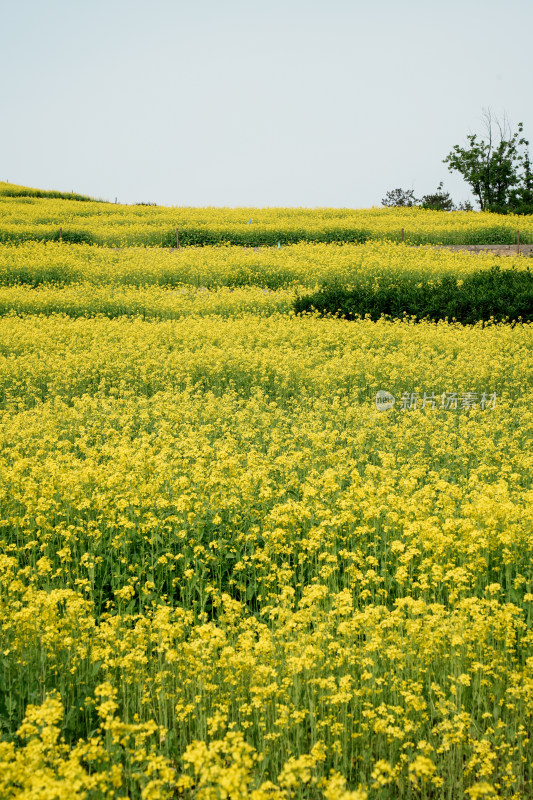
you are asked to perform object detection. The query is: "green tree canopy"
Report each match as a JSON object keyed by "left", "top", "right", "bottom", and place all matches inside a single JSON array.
[
  {"left": 420, "top": 182, "right": 455, "bottom": 211},
  {"left": 381, "top": 184, "right": 456, "bottom": 211},
  {"left": 443, "top": 110, "right": 532, "bottom": 212},
  {"left": 381, "top": 188, "right": 419, "bottom": 207}
]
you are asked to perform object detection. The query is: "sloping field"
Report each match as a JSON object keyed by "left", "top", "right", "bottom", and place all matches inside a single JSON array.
[
  {"left": 1, "top": 189, "right": 533, "bottom": 799},
  {"left": 2, "top": 182, "right": 533, "bottom": 246}
]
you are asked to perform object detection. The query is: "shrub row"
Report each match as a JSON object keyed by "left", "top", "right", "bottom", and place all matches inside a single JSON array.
[
  {"left": 161, "top": 227, "right": 374, "bottom": 247},
  {"left": 0, "top": 227, "right": 373, "bottom": 248},
  {"left": 2, "top": 226, "right": 532, "bottom": 248},
  {"left": 293, "top": 266, "right": 533, "bottom": 324},
  {"left": 0, "top": 229, "right": 97, "bottom": 245},
  {"left": 0, "top": 187, "right": 99, "bottom": 202}
]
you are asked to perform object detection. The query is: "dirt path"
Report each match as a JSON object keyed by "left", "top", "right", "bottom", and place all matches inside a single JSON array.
[{"left": 432, "top": 243, "right": 533, "bottom": 257}]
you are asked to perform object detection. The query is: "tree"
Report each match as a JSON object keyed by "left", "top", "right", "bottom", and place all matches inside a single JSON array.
[
  {"left": 511, "top": 150, "right": 533, "bottom": 210},
  {"left": 443, "top": 110, "right": 531, "bottom": 211},
  {"left": 381, "top": 188, "right": 419, "bottom": 207},
  {"left": 381, "top": 184, "right": 456, "bottom": 211},
  {"left": 420, "top": 182, "right": 455, "bottom": 211}
]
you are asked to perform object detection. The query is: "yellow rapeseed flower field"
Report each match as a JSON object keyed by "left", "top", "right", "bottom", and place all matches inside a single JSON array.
[
  {"left": 2, "top": 183, "right": 533, "bottom": 245},
  {"left": 1, "top": 196, "right": 533, "bottom": 799}
]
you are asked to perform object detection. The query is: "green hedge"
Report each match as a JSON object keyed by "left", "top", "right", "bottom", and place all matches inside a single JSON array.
[
  {"left": 0, "top": 229, "right": 96, "bottom": 245},
  {"left": 159, "top": 227, "right": 372, "bottom": 248},
  {"left": 0, "top": 188, "right": 99, "bottom": 202},
  {"left": 294, "top": 266, "right": 533, "bottom": 324}
]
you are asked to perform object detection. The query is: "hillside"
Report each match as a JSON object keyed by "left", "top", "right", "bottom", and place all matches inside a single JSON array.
[{"left": 1, "top": 183, "right": 533, "bottom": 247}]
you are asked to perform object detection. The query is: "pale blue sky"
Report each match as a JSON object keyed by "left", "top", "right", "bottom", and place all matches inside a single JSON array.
[{"left": 2, "top": 0, "right": 532, "bottom": 208}]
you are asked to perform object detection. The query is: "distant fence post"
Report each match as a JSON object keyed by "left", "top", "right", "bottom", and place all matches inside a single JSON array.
[
  {"left": 59, "top": 227, "right": 62, "bottom": 243},
  {"left": 401, "top": 228, "right": 404, "bottom": 243},
  {"left": 176, "top": 228, "right": 180, "bottom": 249},
  {"left": 517, "top": 229, "right": 520, "bottom": 255}
]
